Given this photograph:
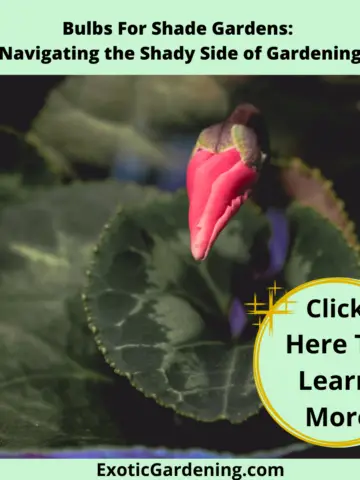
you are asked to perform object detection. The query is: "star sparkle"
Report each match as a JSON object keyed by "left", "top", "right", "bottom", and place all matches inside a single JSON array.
[{"left": 245, "top": 281, "right": 296, "bottom": 334}]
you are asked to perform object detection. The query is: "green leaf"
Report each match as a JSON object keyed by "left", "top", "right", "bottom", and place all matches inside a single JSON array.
[
  {"left": 84, "top": 190, "right": 270, "bottom": 423},
  {"left": 0, "top": 181, "right": 156, "bottom": 448},
  {"left": 284, "top": 203, "right": 360, "bottom": 288},
  {"left": 28, "top": 76, "right": 230, "bottom": 172},
  {"left": 28, "top": 78, "right": 165, "bottom": 170}
]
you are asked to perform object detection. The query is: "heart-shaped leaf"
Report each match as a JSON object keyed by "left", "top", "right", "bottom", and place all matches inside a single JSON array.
[
  {"left": 284, "top": 202, "right": 360, "bottom": 288},
  {"left": 28, "top": 76, "right": 231, "bottom": 176},
  {"left": 0, "top": 181, "right": 158, "bottom": 448},
  {"left": 84, "top": 190, "right": 270, "bottom": 423},
  {"left": 278, "top": 158, "right": 358, "bottom": 248}
]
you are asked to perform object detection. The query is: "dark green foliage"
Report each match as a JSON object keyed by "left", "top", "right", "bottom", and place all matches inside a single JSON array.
[{"left": 85, "top": 189, "right": 360, "bottom": 426}]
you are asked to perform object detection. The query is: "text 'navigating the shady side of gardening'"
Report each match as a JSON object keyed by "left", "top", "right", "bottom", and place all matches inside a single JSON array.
[
  {"left": 253, "top": 278, "right": 360, "bottom": 447},
  {"left": 2, "top": 21, "right": 360, "bottom": 65}
]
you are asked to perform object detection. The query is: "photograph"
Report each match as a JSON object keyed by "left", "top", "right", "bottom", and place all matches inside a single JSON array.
[{"left": 0, "top": 74, "right": 359, "bottom": 459}]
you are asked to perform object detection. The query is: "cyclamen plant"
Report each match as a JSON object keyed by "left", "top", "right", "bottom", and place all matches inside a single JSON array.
[
  {"left": 0, "top": 100, "right": 359, "bottom": 458},
  {"left": 84, "top": 103, "right": 360, "bottom": 424},
  {"left": 186, "top": 104, "right": 290, "bottom": 336},
  {"left": 186, "top": 104, "right": 360, "bottom": 339}
]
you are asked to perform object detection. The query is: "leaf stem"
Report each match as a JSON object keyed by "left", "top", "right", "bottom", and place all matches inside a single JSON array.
[{"left": 198, "top": 262, "right": 230, "bottom": 314}]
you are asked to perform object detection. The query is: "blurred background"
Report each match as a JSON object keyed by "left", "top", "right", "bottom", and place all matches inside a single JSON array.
[
  {"left": 1, "top": 75, "right": 360, "bottom": 229},
  {"left": 1, "top": 75, "right": 360, "bottom": 459}
]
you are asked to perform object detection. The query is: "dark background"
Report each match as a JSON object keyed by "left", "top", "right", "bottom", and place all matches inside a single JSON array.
[{"left": 0, "top": 76, "right": 64, "bottom": 131}]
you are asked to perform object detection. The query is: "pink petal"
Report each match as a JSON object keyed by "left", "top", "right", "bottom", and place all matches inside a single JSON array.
[
  {"left": 187, "top": 148, "right": 258, "bottom": 261},
  {"left": 186, "top": 148, "right": 213, "bottom": 200}
]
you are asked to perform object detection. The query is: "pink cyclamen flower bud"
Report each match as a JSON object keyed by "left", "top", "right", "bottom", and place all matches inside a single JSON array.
[{"left": 186, "top": 107, "right": 265, "bottom": 261}]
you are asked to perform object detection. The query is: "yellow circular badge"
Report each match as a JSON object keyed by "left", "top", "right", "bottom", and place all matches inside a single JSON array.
[{"left": 253, "top": 277, "right": 360, "bottom": 448}]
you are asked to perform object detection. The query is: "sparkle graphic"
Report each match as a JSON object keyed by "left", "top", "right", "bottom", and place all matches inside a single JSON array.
[{"left": 245, "top": 281, "right": 296, "bottom": 334}]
